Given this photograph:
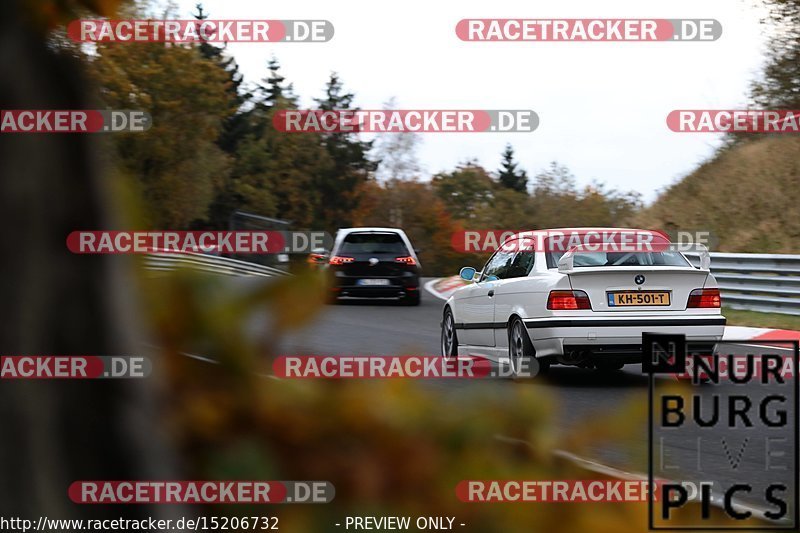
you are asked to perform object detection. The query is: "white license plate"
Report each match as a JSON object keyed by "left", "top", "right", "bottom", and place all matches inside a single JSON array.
[{"left": 357, "top": 279, "right": 390, "bottom": 286}]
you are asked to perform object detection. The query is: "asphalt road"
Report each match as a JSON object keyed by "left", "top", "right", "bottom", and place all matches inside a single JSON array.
[
  {"left": 271, "top": 278, "right": 796, "bottom": 521},
  {"left": 275, "top": 282, "right": 443, "bottom": 356}
]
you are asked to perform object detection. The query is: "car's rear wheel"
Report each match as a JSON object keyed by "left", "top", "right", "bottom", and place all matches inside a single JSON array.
[
  {"left": 441, "top": 308, "right": 458, "bottom": 359},
  {"left": 403, "top": 290, "right": 421, "bottom": 306},
  {"left": 509, "top": 317, "right": 548, "bottom": 379}
]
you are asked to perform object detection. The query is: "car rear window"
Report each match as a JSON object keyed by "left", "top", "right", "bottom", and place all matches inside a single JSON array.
[
  {"left": 546, "top": 250, "right": 691, "bottom": 268},
  {"left": 339, "top": 233, "right": 410, "bottom": 255}
]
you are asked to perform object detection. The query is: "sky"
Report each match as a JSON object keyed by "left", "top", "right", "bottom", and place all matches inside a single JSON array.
[{"left": 175, "top": 0, "right": 772, "bottom": 203}]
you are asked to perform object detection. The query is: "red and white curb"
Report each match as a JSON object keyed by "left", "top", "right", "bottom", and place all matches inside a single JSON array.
[
  {"left": 723, "top": 325, "right": 800, "bottom": 341},
  {"left": 424, "top": 275, "right": 467, "bottom": 301}
]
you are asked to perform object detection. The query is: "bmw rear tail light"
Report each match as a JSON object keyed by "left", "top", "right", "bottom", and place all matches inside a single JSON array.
[
  {"left": 329, "top": 256, "right": 355, "bottom": 265},
  {"left": 687, "top": 288, "right": 721, "bottom": 308},
  {"left": 547, "top": 290, "right": 591, "bottom": 310},
  {"left": 395, "top": 256, "right": 417, "bottom": 265}
]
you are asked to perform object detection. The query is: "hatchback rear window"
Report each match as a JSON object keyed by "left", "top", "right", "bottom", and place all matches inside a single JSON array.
[{"left": 340, "top": 233, "right": 410, "bottom": 255}]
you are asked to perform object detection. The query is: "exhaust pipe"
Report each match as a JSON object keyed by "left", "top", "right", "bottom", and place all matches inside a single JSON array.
[{"left": 558, "top": 350, "right": 587, "bottom": 365}]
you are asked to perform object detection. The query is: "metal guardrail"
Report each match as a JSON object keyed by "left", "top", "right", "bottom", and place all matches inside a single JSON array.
[
  {"left": 684, "top": 252, "right": 800, "bottom": 316},
  {"left": 143, "top": 252, "right": 290, "bottom": 278},
  {"left": 142, "top": 250, "right": 800, "bottom": 314}
]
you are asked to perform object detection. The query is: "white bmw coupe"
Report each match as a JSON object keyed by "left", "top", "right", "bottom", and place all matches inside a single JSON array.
[{"left": 441, "top": 228, "right": 725, "bottom": 376}]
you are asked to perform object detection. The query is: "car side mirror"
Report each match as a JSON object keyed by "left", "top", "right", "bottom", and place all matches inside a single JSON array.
[{"left": 459, "top": 266, "right": 477, "bottom": 282}]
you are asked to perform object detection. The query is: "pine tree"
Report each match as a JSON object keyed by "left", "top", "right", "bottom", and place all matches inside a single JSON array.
[
  {"left": 219, "top": 61, "right": 332, "bottom": 229},
  {"left": 192, "top": 3, "right": 255, "bottom": 228},
  {"left": 192, "top": 3, "right": 248, "bottom": 153},
  {"left": 497, "top": 144, "right": 528, "bottom": 193},
  {"left": 312, "top": 72, "right": 377, "bottom": 230},
  {"left": 259, "top": 57, "right": 294, "bottom": 108}
]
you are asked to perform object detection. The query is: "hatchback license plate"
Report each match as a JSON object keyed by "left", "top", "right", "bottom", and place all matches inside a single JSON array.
[
  {"left": 608, "top": 291, "right": 670, "bottom": 306},
  {"left": 357, "top": 279, "right": 390, "bottom": 286}
]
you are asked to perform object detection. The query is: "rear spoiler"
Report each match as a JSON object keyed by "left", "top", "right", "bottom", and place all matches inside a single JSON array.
[{"left": 557, "top": 243, "right": 711, "bottom": 273}]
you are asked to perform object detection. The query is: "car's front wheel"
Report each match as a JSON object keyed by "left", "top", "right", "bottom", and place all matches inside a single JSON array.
[{"left": 441, "top": 308, "right": 458, "bottom": 359}]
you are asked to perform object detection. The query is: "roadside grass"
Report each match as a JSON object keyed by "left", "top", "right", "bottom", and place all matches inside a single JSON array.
[{"left": 723, "top": 307, "right": 800, "bottom": 331}]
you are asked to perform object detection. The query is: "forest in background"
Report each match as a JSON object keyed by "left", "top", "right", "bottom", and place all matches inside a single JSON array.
[{"left": 57, "top": 0, "right": 800, "bottom": 274}]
